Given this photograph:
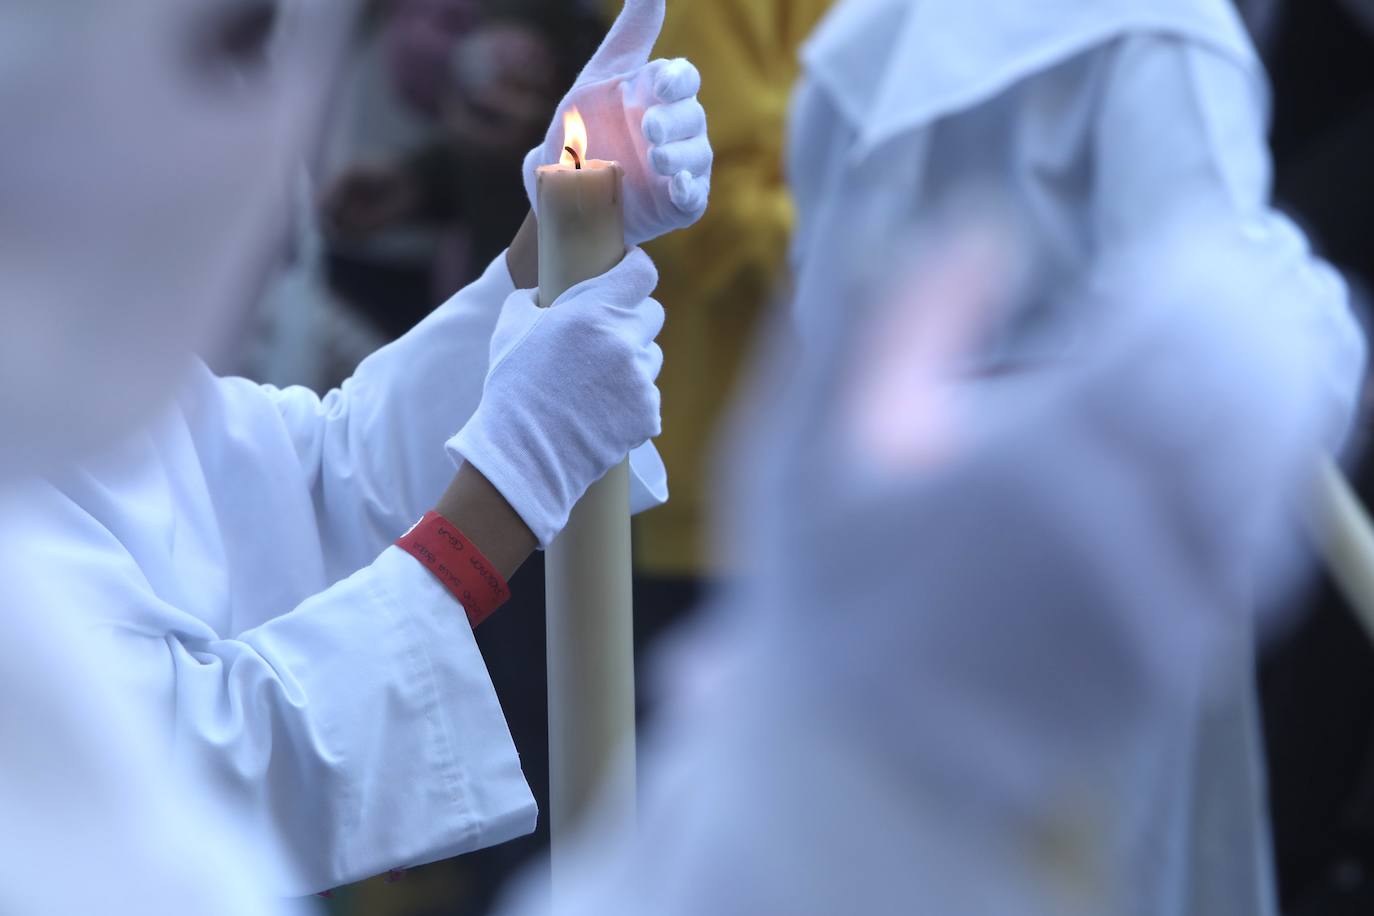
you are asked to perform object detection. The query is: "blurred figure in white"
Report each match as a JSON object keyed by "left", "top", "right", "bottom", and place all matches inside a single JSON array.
[
  {"left": 0, "top": 0, "right": 709, "bottom": 903},
  {"left": 788, "top": 0, "right": 1363, "bottom": 437},
  {"left": 0, "top": 0, "right": 356, "bottom": 911},
  {"left": 0, "top": 513, "right": 311, "bottom": 915},
  {"left": 492, "top": 206, "right": 1341, "bottom": 915},
  {"left": 781, "top": 1, "right": 1365, "bottom": 909},
  {"left": 488, "top": 1, "right": 1367, "bottom": 913}
]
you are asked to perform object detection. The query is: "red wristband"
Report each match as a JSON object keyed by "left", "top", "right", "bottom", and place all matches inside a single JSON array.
[{"left": 396, "top": 511, "right": 511, "bottom": 628}]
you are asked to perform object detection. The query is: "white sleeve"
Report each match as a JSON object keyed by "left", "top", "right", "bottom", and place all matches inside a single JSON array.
[
  {"left": 264, "top": 253, "right": 516, "bottom": 575},
  {"left": 0, "top": 514, "right": 305, "bottom": 915},
  {"left": 239, "top": 249, "right": 667, "bottom": 577},
  {"left": 100, "top": 542, "right": 536, "bottom": 896},
  {"left": 1091, "top": 35, "right": 1366, "bottom": 443}
]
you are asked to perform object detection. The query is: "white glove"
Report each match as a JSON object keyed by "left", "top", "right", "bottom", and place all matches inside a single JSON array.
[
  {"left": 523, "top": 0, "right": 711, "bottom": 246},
  {"left": 448, "top": 249, "right": 665, "bottom": 548}
]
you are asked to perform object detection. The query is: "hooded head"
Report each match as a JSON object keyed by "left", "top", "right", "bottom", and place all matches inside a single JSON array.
[
  {"left": 0, "top": 0, "right": 355, "bottom": 474},
  {"left": 801, "top": 0, "right": 1257, "bottom": 166}
]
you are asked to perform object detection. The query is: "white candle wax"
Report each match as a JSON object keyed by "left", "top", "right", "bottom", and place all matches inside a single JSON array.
[
  {"left": 536, "top": 156, "right": 637, "bottom": 888},
  {"left": 536, "top": 160, "right": 626, "bottom": 307}
]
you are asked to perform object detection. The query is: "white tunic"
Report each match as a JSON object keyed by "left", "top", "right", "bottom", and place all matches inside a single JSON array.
[
  {"left": 490, "top": 226, "right": 1340, "bottom": 916},
  {"left": 0, "top": 489, "right": 307, "bottom": 915},
  {"left": 4, "top": 254, "right": 644, "bottom": 895},
  {"left": 490, "top": 1, "right": 1367, "bottom": 913},
  {"left": 781, "top": 0, "right": 1365, "bottom": 912},
  {"left": 788, "top": 0, "right": 1363, "bottom": 440}
]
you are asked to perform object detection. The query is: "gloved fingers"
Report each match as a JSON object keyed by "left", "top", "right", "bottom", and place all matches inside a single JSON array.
[
  {"left": 669, "top": 171, "right": 710, "bottom": 215},
  {"left": 596, "top": 295, "right": 666, "bottom": 350},
  {"left": 583, "top": 0, "right": 666, "bottom": 82},
  {"left": 642, "top": 97, "right": 706, "bottom": 146},
  {"left": 524, "top": 140, "right": 560, "bottom": 175},
  {"left": 552, "top": 247, "right": 660, "bottom": 311},
  {"left": 627, "top": 377, "right": 662, "bottom": 441},
  {"left": 649, "top": 58, "right": 701, "bottom": 103},
  {"left": 641, "top": 340, "right": 665, "bottom": 384},
  {"left": 633, "top": 296, "right": 667, "bottom": 345},
  {"left": 602, "top": 248, "right": 661, "bottom": 309},
  {"left": 521, "top": 145, "right": 545, "bottom": 209},
  {"left": 488, "top": 288, "right": 549, "bottom": 369},
  {"left": 645, "top": 385, "right": 663, "bottom": 438},
  {"left": 650, "top": 134, "right": 713, "bottom": 179}
]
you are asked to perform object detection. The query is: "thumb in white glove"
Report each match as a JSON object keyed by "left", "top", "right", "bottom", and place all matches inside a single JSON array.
[
  {"left": 447, "top": 249, "right": 665, "bottom": 548},
  {"left": 523, "top": 0, "right": 711, "bottom": 246}
]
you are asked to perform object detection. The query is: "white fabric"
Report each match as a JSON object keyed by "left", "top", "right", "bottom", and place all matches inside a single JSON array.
[
  {"left": 777, "top": 0, "right": 1366, "bottom": 911},
  {"left": 798, "top": 0, "right": 1254, "bottom": 166},
  {"left": 522, "top": 0, "right": 711, "bottom": 246},
  {"left": 492, "top": 212, "right": 1338, "bottom": 916},
  {"left": 788, "top": 0, "right": 1366, "bottom": 507},
  {"left": 0, "top": 1, "right": 358, "bottom": 909},
  {"left": 0, "top": 489, "right": 308, "bottom": 916},
  {"left": 486, "top": 2, "right": 1369, "bottom": 912},
  {"left": 449, "top": 249, "right": 665, "bottom": 548},
  {"left": 790, "top": 0, "right": 1363, "bottom": 435},
  {"left": 2, "top": 254, "right": 543, "bottom": 896}
]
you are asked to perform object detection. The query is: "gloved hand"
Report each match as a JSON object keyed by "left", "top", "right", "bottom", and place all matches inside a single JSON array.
[
  {"left": 447, "top": 249, "right": 665, "bottom": 548},
  {"left": 523, "top": 0, "right": 711, "bottom": 246}
]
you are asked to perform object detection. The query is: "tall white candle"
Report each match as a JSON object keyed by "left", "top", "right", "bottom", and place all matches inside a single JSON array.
[
  {"left": 535, "top": 109, "right": 636, "bottom": 894},
  {"left": 1310, "top": 455, "right": 1374, "bottom": 643}
]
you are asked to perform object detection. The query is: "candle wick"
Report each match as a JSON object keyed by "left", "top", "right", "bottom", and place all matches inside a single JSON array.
[{"left": 565, "top": 146, "right": 583, "bottom": 170}]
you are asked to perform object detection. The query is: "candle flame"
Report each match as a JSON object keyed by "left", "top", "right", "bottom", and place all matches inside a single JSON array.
[{"left": 560, "top": 108, "right": 588, "bottom": 169}]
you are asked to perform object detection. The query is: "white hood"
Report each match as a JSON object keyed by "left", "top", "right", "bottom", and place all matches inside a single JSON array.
[{"left": 803, "top": 0, "right": 1258, "bottom": 163}]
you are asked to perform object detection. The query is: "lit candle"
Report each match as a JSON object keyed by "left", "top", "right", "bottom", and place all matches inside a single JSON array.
[
  {"left": 536, "top": 109, "right": 627, "bottom": 307},
  {"left": 537, "top": 108, "right": 637, "bottom": 879}
]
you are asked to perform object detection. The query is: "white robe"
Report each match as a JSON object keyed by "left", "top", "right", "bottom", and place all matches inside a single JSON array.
[
  {"left": 490, "top": 222, "right": 1339, "bottom": 916},
  {"left": 789, "top": 0, "right": 1362, "bottom": 441},
  {"left": 0, "top": 489, "right": 307, "bottom": 915},
  {"left": 489, "top": 1, "right": 1367, "bottom": 913},
  {"left": 2, "top": 253, "right": 663, "bottom": 895},
  {"left": 781, "top": 0, "right": 1365, "bottom": 911}
]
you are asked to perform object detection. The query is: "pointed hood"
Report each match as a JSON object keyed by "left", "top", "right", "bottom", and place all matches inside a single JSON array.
[{"left": 802, "top": 0, "right": 1259, "bottom": 163}]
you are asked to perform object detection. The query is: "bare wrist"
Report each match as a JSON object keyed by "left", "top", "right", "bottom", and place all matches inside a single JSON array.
[{"left": 435, "top": 462, "right": 537, "bottom": 580}]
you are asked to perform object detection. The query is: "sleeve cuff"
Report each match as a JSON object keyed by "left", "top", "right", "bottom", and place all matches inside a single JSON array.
[
  {"left": 254, "top": 547, "right": 537, "bottom": 891},
  {"left": 629, "top": 441, "right": 669, "bottom": 515},
  {"left": 367, "top": 547, "right": 538, "bottom": 862}
]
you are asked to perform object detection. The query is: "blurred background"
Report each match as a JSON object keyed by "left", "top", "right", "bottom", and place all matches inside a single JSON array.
[{"left": 202, "top": 0, "right": 1374, "bottom": 913}]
